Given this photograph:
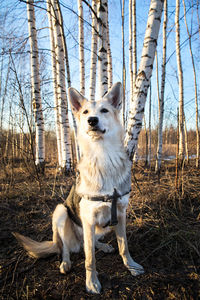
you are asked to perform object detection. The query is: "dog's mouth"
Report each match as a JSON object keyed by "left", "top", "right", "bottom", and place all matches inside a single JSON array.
[{"left": 87, "top": 127, "right": 106, "bottom": 135}]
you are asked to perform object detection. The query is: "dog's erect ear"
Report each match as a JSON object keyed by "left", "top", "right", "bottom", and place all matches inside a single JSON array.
[
  {"left": 68, "top": 87, "right": 85, "bottom": 114},
  {"left": 103, "top": 82, "right": 122, "bottom": 110}
]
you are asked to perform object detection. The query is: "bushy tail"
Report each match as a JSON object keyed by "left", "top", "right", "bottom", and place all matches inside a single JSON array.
[{"left": 13, "top": 232, "right": 60, "bottom": 258}]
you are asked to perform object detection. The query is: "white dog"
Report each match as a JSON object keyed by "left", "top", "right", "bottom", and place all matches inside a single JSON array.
[{"left": 14, "top": 82, "right": 144, "bottom": 294}]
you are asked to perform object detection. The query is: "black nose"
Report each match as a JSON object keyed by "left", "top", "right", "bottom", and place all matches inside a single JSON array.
[{"left": 88, "top": 117, "right": 98, "bottom": 127}]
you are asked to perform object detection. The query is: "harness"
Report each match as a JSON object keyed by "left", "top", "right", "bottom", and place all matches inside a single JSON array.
[{"left": 64, "top": 185, "right": 131, "bottom": 228}]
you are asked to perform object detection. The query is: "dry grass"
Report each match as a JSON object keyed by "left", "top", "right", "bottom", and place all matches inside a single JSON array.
[{"left": 0, "top": 159, "right": 200, "bottom": 299}]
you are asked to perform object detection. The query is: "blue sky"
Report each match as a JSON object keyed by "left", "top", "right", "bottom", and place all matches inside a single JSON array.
[{"left": 0, "top": 0, "right": 199, "bottom": 131}]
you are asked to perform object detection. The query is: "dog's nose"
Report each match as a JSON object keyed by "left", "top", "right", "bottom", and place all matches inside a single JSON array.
[{"left": 88, "top": 117, "right": 99, "bottom": 127}]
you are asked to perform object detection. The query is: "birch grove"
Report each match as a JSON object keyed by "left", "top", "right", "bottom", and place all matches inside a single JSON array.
[
  {"left": 27, "top": 0, "right": 45, "bottom": 170},
  {"left": 125, "top": 0, "right": 164, "bottom": 160},
  {"left": 1, "top": 0, "right": 200, "bottom": 172}
]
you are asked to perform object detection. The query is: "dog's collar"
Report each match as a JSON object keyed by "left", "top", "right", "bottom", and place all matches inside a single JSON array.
[
  {"left": 83, "top": 188, "right": 131, "bottom": 202},
  {"left": 83, "top": 188, "right": 131, "bottom": 227}
]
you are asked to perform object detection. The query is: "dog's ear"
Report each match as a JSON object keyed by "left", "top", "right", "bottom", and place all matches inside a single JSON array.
[
  {"left": 103, "top": 82, "right": 122, "bottom": 110},
  {"left": 68, "top": 87, "right": 85, "bottom": 114}
]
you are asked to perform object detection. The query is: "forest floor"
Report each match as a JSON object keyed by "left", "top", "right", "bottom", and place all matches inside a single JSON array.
[{"left": 0, "top": 159, "right": 200, "bottom": 300}]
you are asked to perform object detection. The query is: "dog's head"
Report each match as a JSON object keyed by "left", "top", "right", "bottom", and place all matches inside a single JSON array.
[{"left": 68, "top": 83, "right": 123, "bottom": 142}]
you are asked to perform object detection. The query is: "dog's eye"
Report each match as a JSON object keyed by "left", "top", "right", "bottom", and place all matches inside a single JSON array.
[
  {"left": 100, "top": 108, "right": 109, "bottom": 113},
  {"left": 83, "top": 109, "right": 88, "bottom": 114}
]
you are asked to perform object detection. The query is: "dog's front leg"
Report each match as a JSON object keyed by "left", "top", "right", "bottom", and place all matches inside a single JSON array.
[
  {"left": 115, "top": 208, "right": 144, "bottom": 276},
  {"left": 82, "top": 219, "right": 101, "bottom": 294}
]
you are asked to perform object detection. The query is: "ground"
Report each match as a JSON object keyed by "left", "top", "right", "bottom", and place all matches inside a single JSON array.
[{"left": 0, "top": 160, "right": 200, "bottom": 299}]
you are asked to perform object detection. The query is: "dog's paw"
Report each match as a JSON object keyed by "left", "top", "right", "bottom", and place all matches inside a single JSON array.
[
  {"left": 86, "top": 271, "right": 102, "bottom": 294},
  {"left": 126, "top": 262, "right": 144, "bottom": 276},
  {"left": 60, "top": 260, "right": 71, "bottom": 274},
  {"left": 96, "top": 241, "right": 114, "bottom": 253}
]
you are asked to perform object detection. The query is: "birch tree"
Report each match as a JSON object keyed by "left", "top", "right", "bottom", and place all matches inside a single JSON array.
[
  {"left": 132, "top": 0, "right": 137, "bottom": 84},
  {"left": 107, "top": 5, "right": 113, "bottom": 90},
  {"left": 97, "top": 0, "right": 108, "bottom": 97},
  {"left": 27, "top": 0, "right": 45, "bottom": 171},
  {"left": 125, "top": 0, "right": 164, "bottom": 160},
  {"left": 155, "top": 0, "right": 167, "bottom": 173},
  {"left": 175, "top": 0, "right": 185, "bottom": 164},
  {"left": 129, "top": 0, "right": 133, "bottom": 101},
  {"left": 78, "top": 0, "right": 85, "bottom": 95},
  {"left": 89, "top": 0, "right": 98, "bottom": 101},
  {"left": 121, "top": 0, "right": 126, "bottom": 124},
  {"left": 50, "top": 0, "right": 72, "bottom": 172},
  {"left": 183, "top": 0, "right": 199, "bottom": 167},
  {"left": 147, "top": 82, "right": 152, "bottom": 167},
  {"left": 47, "top": 0, "right": 62, "bottom": 168}
]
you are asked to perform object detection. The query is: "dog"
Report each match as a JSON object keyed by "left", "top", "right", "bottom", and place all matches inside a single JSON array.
[{"left": 13, "top": 82, "right": 144, "bottom": 294}]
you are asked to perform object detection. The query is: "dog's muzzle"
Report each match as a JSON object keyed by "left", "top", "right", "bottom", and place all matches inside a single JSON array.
[{"left": 87, "top": 117, "right": 106, "bottom": 135}]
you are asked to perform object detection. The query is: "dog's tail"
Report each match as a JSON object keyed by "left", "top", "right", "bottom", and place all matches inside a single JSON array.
[{"left": 12, "top": 232, "right": 60, "bottom": 258}]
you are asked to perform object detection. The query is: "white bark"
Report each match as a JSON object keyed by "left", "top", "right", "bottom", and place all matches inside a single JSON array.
[
  {"left": 147, "top": 82, "right": 152, "bottom": 167},
  {"left": 78, "top": 0, "right": 85, "bottom": 95},
  {"left": 47, "top": 0, "right": 62, "bottom": 167},
  {"left": 132, "top": 0, "right": 137, "bottom": 84},
  {"left": 155, "top": 0, "right": 167, "bottom": 173},
  {"left": 89, "top": 0, "right": 98, "bottom": 101},
  {"left": 51, "top": 0, "right": 72, "bottom": 172},
  {"left": 97, "top": 0, "right": 108, "bottom": 97},
  {"left": 175, "top": 0, "right": 185, "bottom": 162},
  {"left": 121, "top": 0, "right": 126, "bottom": 125},
  {"left": 107, "top": 4, "right": 112, "bottom": 90},
  {"left": 129, "top": 0, "right": 133, "bottom": 101},
  {"left": 183, "top": 0, "right": 199, "bottom": 167},
  {"left": 125, "top": 0, "right": 164, "bottom": 160},
  {"left": 27, "top": 0, "right": 45, "bottom": 167}
]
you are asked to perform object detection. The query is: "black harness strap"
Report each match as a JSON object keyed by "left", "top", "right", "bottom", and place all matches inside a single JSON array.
[
  {"left": 64, "top": 185, "right": 131, "bottom": 228},
  {"left": 85, "top": 188, "right": 131, "bottom": 227}
]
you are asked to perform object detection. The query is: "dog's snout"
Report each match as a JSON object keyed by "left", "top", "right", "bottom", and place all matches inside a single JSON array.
[{"left": 88, "top": 117, "right": 99, "bottom": 127}]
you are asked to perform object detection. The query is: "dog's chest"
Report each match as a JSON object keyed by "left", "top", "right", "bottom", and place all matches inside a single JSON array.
[
  {"left": 77, "top": 149, "right": 131, "bottom": 197},
  {"left": 79, "top": 194, "right": 129, "bottom": 227}
]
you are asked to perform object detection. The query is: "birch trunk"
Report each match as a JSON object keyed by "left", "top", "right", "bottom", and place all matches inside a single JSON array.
[
  {"left": 27, "top": 0, "right": 45, "bottom": 170},
  {"left": 97, "top": 0, "right": 108, "bottom": 97},
  {"left": 47, "top": 0, "right": 62, "bottom": 167},
  {"left": 125, "top": 0, "right": 164, "bottom": 160},
  {"left": 107, "top": 5, "right": 113, "bottom": 90},
  {"left": 56, "top": 0, "right": 77, "bottom": 165},
  {"left": 183, "top": 0, "right": 199, "bottom": 167},
  {"left": 51, "top": 0, "right": 72, "bottom": 172},
  {"left": 89, "top": 0, "right": 98, "bottom": 101},
  {"left": 184, "top": 114, "right": 189, "bottom": 163},
  {"left": 56, "top": 0, "right": 71, "bottom": 89},
  {"left": 132, "top": 0, "right": 137, "bottom": 84},
  {"left": 175, "top": 0, "right": 185, "bottom": 164},
  {"left": 78, "top": 0, "right": 85, "bottom": 95},
  {"left": 129, "top": 0, "right": 133, "bottom": 101},
  {"left": 155, "top": 0, "right": 167, "bottom": 173},
  {"left": 121, "top": 0, "right": 126, "bottom": 125},
  {"left": 147, "top": 82, "right": 152, "bottom": 167}
]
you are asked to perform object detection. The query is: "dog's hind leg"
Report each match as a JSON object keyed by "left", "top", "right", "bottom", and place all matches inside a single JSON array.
[
  {"left": 53, "top": 204, "right": 80, "bottom": 274},
  {"left": 114, "top": 208, "right": 144, "bottom": 276}
]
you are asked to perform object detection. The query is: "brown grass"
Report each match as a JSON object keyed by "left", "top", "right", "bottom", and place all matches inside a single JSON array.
[{"left": 0, "top": 160, "right": 200, "bottom": 299}]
